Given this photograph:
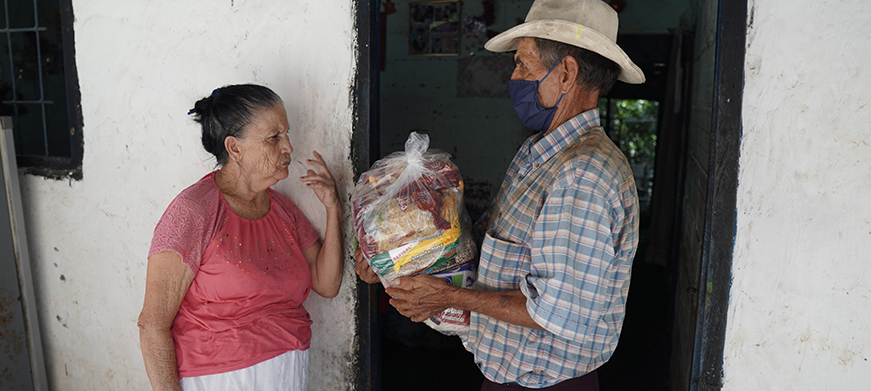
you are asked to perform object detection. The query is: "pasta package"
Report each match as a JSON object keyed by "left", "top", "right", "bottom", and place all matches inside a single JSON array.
[{"left": 352, "top": 132, "right": 477, "bottom": 284}]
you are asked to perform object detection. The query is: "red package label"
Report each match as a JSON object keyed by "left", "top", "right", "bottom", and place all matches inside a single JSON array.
[
  {"left": 434, "top": 307, "right": 469, "bottom": 325},
  {"left": 396, "top": 196, "right": 408, "bottom": 211}
]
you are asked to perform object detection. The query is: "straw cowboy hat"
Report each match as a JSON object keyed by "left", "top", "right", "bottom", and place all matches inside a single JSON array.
[{"left": 485, "top": 0, "right": 645, "bottom": 84}]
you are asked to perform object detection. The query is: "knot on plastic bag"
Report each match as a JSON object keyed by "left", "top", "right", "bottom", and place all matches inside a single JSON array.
[
  {"left": 395, "top": 131, "right": 429, "bottom": 189},
  {"left": 405, "top": 131, "right": 430, "bottom": 158}
]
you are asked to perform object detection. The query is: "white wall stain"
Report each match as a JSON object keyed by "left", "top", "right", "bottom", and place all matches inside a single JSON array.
[{"left": 17, "top": 1, "right": 358, "bottom": 390}]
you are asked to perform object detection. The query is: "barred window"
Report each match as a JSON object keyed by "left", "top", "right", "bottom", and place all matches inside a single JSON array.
[{"left": 1, "top": 0, "right": 82, "bottom": 179}]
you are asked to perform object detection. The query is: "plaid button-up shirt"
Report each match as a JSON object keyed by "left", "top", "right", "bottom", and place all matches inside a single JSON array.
[{"left": 469, "top": 109, "right": 639, "bottom": 388}]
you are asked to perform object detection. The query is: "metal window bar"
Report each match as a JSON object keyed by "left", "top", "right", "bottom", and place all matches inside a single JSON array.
[{"left": 1, "top": 0, "right": 53, "bottom": 157}]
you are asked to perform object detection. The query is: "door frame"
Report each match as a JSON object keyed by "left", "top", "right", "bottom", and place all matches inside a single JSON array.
[
  {"left": 352, "top": 0, "right": 381, "bottom": 390},
  {"left": 689, "top": 0, "right": 747, "bottom": 390},
  {"left": 1, "top": 121, "right": 50, "bottom": 391}
]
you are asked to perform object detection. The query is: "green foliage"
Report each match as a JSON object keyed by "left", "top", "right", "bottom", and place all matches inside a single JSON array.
[{"left": 599, "top": 98, "right": 659, "bottom": 166}]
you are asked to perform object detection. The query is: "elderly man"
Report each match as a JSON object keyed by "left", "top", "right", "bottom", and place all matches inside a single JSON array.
[{"left": 356, "top": 0, "right": 644, "bottom": 389}]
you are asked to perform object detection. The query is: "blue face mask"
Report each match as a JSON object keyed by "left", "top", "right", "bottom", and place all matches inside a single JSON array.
[{"left": 508, "top": 57, "right": 565, "bottom": 133}]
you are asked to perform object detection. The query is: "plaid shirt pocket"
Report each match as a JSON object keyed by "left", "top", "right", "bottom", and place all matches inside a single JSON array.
[{"left": 477, "top": 232, "right": 531, "bottom": 291}]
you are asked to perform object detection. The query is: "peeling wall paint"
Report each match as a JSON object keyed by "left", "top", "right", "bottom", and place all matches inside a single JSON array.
[
  {"left": 725, "top": 0, "right": 871, "bottom": 389},
  {"left": 17, "top": 1, "right": 357, "bottom": 390}
]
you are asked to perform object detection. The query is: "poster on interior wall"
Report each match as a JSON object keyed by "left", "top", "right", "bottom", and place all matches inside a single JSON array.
[{"left": 409, "top": 0, "right": 460, "bottom": 56}]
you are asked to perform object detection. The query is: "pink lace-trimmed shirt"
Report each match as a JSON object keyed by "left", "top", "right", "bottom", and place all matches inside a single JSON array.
[{"left": 149, "top": 172, "right": 320, "bottom": 378}]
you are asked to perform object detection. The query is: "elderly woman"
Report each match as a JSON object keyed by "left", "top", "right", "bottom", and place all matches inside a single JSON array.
[{"left": 138, "top": 84, "right": 343, "bottom": 391}]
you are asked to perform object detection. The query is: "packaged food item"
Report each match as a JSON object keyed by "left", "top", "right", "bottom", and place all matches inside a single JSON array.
[
  {"left": 352, "top": 132, "right": 477, "bottom": 283},
  {"left": 352, "top": 132, "right": 477, "bottom": 336},
  {"left": 423, "top": 263, "right": 476, "bottom": 336}
]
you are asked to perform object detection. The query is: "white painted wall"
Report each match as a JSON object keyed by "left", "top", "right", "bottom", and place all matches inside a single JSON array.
[
  {"left": 726, "top": 0, "right": 871, "bottom": 389},
  {"left": 18, "top": 1, "right": 358, "bottom": 390}
]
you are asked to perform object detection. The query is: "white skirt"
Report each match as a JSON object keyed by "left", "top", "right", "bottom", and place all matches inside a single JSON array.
[{"left": 180, "top": 349, "right": 309, "bottom": 391}]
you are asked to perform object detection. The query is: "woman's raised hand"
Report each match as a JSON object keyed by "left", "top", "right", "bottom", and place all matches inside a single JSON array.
[{"left": 300, "top": 151, "right": 339, "bottom": 210}]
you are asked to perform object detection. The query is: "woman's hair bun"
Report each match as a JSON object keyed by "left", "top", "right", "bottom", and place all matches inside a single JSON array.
[{"left": 189, "top": 84, "right": 281, "bottom": 165}]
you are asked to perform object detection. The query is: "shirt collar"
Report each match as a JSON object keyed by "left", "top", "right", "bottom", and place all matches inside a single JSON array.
[{"left": 528, "top": 108, "right": 601, "bottom": 165}]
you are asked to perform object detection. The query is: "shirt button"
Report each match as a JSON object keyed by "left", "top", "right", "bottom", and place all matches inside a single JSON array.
[{"left": 533, "top": 163, "right": 540, "bottom": 168}]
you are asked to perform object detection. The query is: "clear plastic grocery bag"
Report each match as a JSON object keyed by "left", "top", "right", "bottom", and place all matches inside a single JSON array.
[
  {"left": 352, "top": 131, "right": 477, "bottom": 281},
  {"left": 352, "top": 132, "right": 477, "bottom": 336}
]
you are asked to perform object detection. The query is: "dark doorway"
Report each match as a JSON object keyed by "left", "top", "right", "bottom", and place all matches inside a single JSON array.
[
  {"left": 597, "top": 31, "right": 695, "bottom": 391},
  {"left": 369, "top": 31, "right": 689, "bottom": 391},
  {"left": 353, "top": 1, "right": 743, "bottom": 390}
]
